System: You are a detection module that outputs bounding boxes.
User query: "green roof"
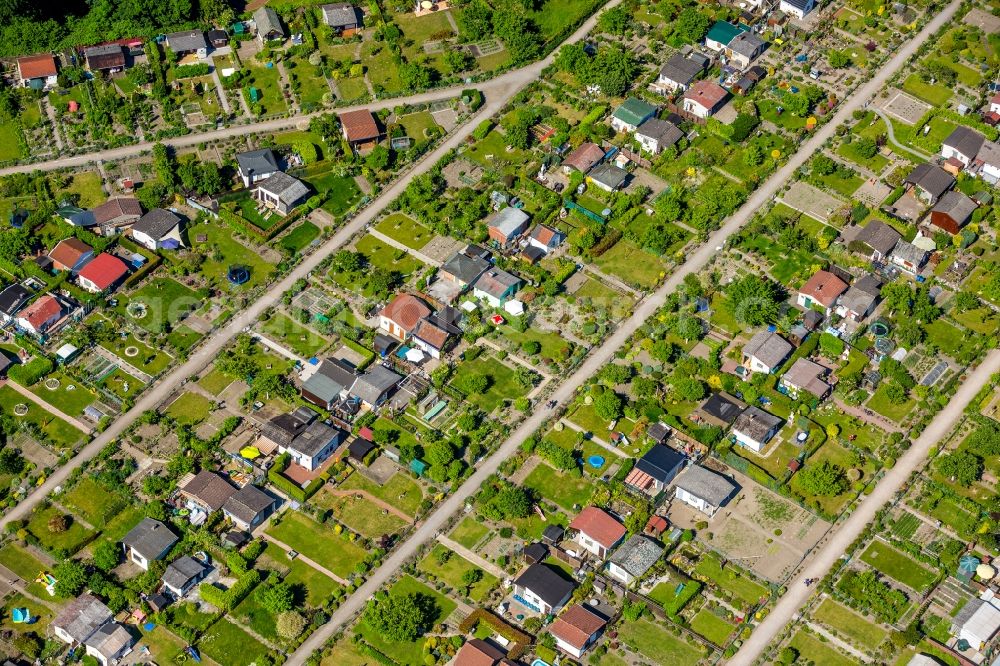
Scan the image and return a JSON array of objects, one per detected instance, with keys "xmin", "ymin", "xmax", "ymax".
[
  {"xmin": 613, "ymin": 97, "xmax": 657, "ymax": 127},
  {"xmin": 706, "ymin": 21, "xmax": 747, "ymax": 46}
]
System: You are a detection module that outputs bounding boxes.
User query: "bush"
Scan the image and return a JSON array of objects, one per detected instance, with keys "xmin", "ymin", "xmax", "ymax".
[
  {"xmin": 9, "ymin": 356, "xmax": 54, "ymax": 386},
  {"xmin": 174, "ymin": 63, "xmax": 211, "ymax": 78}
]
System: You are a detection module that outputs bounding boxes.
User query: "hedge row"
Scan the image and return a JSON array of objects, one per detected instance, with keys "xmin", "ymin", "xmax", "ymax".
[
  {"xmin": 267, "ymin": 452, "xmax": 328, "ymax": 502},
  {"xmin": 9, "ymin": 356, "xmax": 53, "ymax": 386},
  {"xmin": 199, "ymin": 569, "xmax": 260, "ymax": 611},
  {"xmin": 457, "ymin": 609, "xmax": 530, "ymax": 659}
]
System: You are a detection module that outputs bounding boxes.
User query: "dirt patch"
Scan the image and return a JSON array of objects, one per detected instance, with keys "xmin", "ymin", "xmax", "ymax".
[{"xmin": 882, "ymin": 91, "xmax": 931, "ymax": 126}]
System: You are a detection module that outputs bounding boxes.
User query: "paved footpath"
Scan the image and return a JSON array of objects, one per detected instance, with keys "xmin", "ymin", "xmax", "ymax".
[{"xmin": 285, "ymin": 1, "xmax": 961, "ymax": 662}]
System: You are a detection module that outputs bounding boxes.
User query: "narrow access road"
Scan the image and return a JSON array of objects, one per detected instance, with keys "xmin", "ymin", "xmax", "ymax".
[
  {"xmin": 285, "ymin": 1, "xmax": 959, "ymax": 662},
  {"xmin": 732, "ymin": 351, "xmax": 999, "ymax": 665}
]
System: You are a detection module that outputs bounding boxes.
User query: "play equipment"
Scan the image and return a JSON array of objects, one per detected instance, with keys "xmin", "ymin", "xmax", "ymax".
[
  {"xmin": 11, "ymin": 607, "xmax": 31, "ymax": 623},
  {"xmin": 35, "ymin": 572, "xmax": 56, "ymax": 596},
  {"xmin": 227, "ymin": 265, "xmax": 250, "ymax": 285},
  {"xmin": 871, "ymin": 319, "xmax": 890, "ymax": 337}
]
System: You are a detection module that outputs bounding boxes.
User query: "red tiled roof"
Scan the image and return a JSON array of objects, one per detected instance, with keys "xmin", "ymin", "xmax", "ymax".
[
  {"xmin": 562, "ymin": 142, "xmax": 605, "ymax": 172},
  {"xmin": 340, "ymin": 109, "xmax": 380, "ymax": 143},
  {"xmin": 549, "ymin": 605, "xmax": 608, "ymax": 650},
  {"xmin": 78, "ymin": 253, "xmax": 128, "ymax": 290},
  {"xmin": 645, "ymin": 515, "xmax": 668, "ymax": 535},
  {"xmin": 413, "ymin": 319, "xmax": 449, "ymax": 349},
  {"xmin": 625, "ymin": 467, "xmax": 655, "ymax": 491},
  {"xmin": 684, "ymin": 81, "xmax": 728, "ymax": 109},
  {"xmin": 18, "ymin": 295, "xmax": 61, "ymax": 328},
  {"xmin": 799, "ymin": 270, "xmax": 848, "ymax": 307},
  {"xmin": 17, "ymin": 54, "xmax": 57, "ymax": 80},
  {"xmin": 453, "ymin": 639, "xmax": 506, "ymax": 666},
  {"xmin": 48, "ymin": 238, "xmax": 93, "ymax": 269},
  {"xmin": 531, "ymin": 225, "xmax": 558, "ymax": 246},
  {"xmin": 93, "ymin": 197, "xmax": 142, "ymax": 225},
  {"xmin": 569, "ymin": 506, "xmax": 626, "ymax": 549},
  {"xmin": 379, "ymin": 294, "xmax": 431, "ymax": 333}
]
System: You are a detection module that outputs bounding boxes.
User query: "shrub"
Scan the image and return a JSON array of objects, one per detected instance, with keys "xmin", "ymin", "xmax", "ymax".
[{"xmin": 9, "ymin": 356, "xmax": 54, "ymax": 386}]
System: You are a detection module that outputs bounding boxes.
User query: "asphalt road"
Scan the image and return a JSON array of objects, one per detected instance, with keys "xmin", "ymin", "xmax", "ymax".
[{"xmin": 285, "ymin": 1, "xmax": 960, "ymax": 662}]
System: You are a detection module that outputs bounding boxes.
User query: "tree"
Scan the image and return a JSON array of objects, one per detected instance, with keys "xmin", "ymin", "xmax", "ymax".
[
  {"xmin": 881, "ymin": 283, "xmax": 912, "ymax": 315},
  {"xmin": 937, "ymin": 451, "xmax": 983, "ymax": 487},
  {"xmin": 797, "ymin": 460, "xmax": 848, "ymax": 496},
  {"xmin": 363, "ymin": 591, "xmax": 439, "ymax": 642},
  {"xmin": 443, "ymin": 49, "xmax": 472, "ymax": 74},
  {"xmin": 257, "ymin": 579, "xmax": 294, "ymax": 613},
  {"xmin": 365, "ymin": 145, "xmax": 392, "ymax": 172},
  {"xmin": 426, "ymin": 440, "xmax": 457, "ymax": 467},
  {"xmin": 462, "ymin": 374, "xmax": 490, "ymax": 395},
  {"xmin": 599, "ymin": 364, "xmax": 633, "ymax": 386},
  {"xmin": 93, "ymin": 540, "xmax": 120, "ymax": 572},
  {"xmin": 597, "ymin": 5, "xmax": 631, "ymax": 35},
  {"xmin": 480, "ymin": 483, "xmax": 534, "ymax": 520},
  {"xmin": 854, "ymin": 137, "xmax": 878, "ymax": 159},
  {"xmin": 53, "ymin": 560, "xmax": 88, "ymax": 598},
  {"xmin": 594, "ymin": 391, "xmax": 623, "ymax": 421},
  {"xmin": 673, "ymin": 376, "xmax": 705, "ymax": 401},
  {"xmin": 459, "ymin": 0, "xmax": 494, "ymax": 40},
  {"xmin": 461, "ymin": 568, "xmax": 483, "ymax": 595},
  {"xmin": 725, "ymin": 274, "xmax": 785, "ymax": 326},
  {"xmin": 828, "ymin": 50, "xmax": 851, "ymax": 68},
  {"xmin": 491, "ymin": 6, "xmax": 540, "ymax": 65},
  {"xmin": 501, "ymin": 109, "xmax": 534, "ymax": 150},
  {"xmin": 955, "ymin": 291, "xmax": 980, "ymax": 312},
  {"xmin": 778, "ymin": 646, "xmax": 799, "ymax": 664},
  {"xmin": 819, "ymin": 333, "xmax": 845, "ymax": 358},
  {"xmin": 152, "ymin": 142, "xmax": 177, "ymax": 191},
  {"xmin": 48, "ymin": 514, "xmax": 69, "ymax": 533},
  {"xmin": 673, "ymin": 8, "xmax": 711, "ymax": 43},
  {"xmin": 522, "ymin": 340, "xmax": 540, "ymax": 355},
  {"xmin": 0, "ymin": 448, "xmax": 24, "ymax": 475},
  {"xmin": 591, "ymin": 45, "xmax": 639, "ymax": 97},
  {"xmin": 812, "ymin": 154, "xmax": 836, "ymax": 175},
  {"xmin": 399, "ymin": 62, "xmax": 434, "ymax": 90},
  {"xmin": 743, "ymin": 143, "xmax": 764, "ymax": 167},
  {"xmin": 276, "ymin": 611, "xmax": 307, "ymax": 640}
]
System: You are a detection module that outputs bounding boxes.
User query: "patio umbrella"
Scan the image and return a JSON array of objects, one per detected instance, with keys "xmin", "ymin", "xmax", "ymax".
[{"xmin": 405, "ymin": 348, "xmax": 425, "ymax": 363}]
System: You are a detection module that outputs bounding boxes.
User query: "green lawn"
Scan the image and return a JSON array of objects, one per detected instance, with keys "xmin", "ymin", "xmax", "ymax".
[
  {"xmin": 618, "ymin": 618, "xmax": 704, "ymax": 665},
  {"xmin": 340, "ymin": 470, "xmax": 424, "ymax": 517},
  {"xmin": 353, "ymin": 234, "xmax": 424, "ymax": 278},
  {"xmin": 374, "ymin": 213, "xmax": 434, "ymax": 250},
  {"xmin": 689, "ymin": 609, "xmax": 736, "ymax": 646},
  {"xmin": 902, "ymin": 74, "xmax": 952, "ymax": 106},
  {"xmin": 528, "ymin": 0, "xmax": 602, "ymax": 41},
  {"xmin": 187, "ymin": 220, "xmax": 276, "ymax": 289},
  {"xmin": 952, "ymin": 307, "xmax": 1000, "ymax": 335},
  {"xmin": 1, "ymin": 591, "xmax": 53, "ymax": 635},
  {"xmin": 246, "ymin": 60, "xmax": 289, "ymax": 116},
  {"xmin": 835, "ymin": 142, "xmax": 889, "ymax": 173},
  {"xmin": 522, "ymin": 461, "xmax": 595, "ymax": 510},
  {"xmin": 417, "ymin": 544, "xmax": 498, "ymax": 601},
  {"xmin": 500, "ymin": 325, "xmax": 571, "ymax": 361},
  {"xmin": 593, "ymin": 238, "xmax": 668, "ymax": 289},
  {"xmin": 0, "ymin": 385, "xmax": 82, "ymax": 448},
  {"xmin": 259, "ymin": 312, "xmax": 329, "ymax": 358},
  {"xmin": 96, "ymin": 368, "xmax": 143, "ymax": 401},
  {"xmin": 279, "ymin": 221, "xmax": 321, "ymax": 253},
  {"xmin": 233, "ymin": 592, "xmax": 279, "ymax": 642},
  {"xmin": 927, "ymin": 56, "xmax": 981, "ymax": 87},
  {"xmin": 314, "ymin": 489, "xmax": 407, "ymax": 538},
  {"xmin": 100, "ymin": 331, "xmax": 173, "ymax": 375},
  {"xmin": 449, "ymin": 517, "xmax": 491, "ymax": 550},
  {"xmin": 788, "ymin": 630, "xmax": 857, "ymax": 666},
  {"xmin": 198, "ymin": 618, "xmax": 271, "ymax": 666},
  {"xmin": 694, "ymin": 553, "xmax": 768, "ymax": 606},
  {"xmin": 467, "ymin": 129, "xmax": 532, "ymax": 168},
  {"xmin": 61, "ymin": 477, "xmax": 125, "ymax": 526},
  {"xmin": 28, "ymin": 371, "xmax": 97, "ymax": 417},
  {"xmin": 261, "ymin": 542, "xmax": 342, "ymax": 608},
  {"xmin": 451, "ymin": 355, "xmax": 523, "ymax": 412},
  {"xmin": 58, "ymin": 171, "xmax": 105, "ymax": 207},
  {"xmin": 27, "ymin": 505, "xmax": 96, "ymax": 554},
  {"xmin": 859, "ymin": 541, "xmax": 937, "ymax": 592},
  {"xmin": 0, "ymin": 543, "xmax": 48, "ymax": 581},
  {"xmin": 361, "ymin": 43, "xmax": 404, "ymax": 95},
  {"xmin": 0, "ymin": 122, "xmax": 23, "ymax": 162},
  {"xmin": 165, "ymin": 391, "xmax": 213, "ymax": 425},
  {"xmin": 294, "ymin": 166, "xmax": 362, "ymax": 218},
  {"xmin": 198, "ymin": 368, "xmax": 235, "ymax": 395},
  {"xmin": 121, "ymin": 277, "xmax": 200, "ymax": 333},
  {"xmin": 101, "ymin": 505, "xmax": 145, "ymax": 542},
  {"xmin": 167, "ymin": 325, "xmax": 202, "ymax": 352},
  {"xmin": 356, "ymin": 575, "xmax": 456, "ymax": 665},
  {"xmin": 867, "ymin": 385, "xmax": 916, "ymax": 423},
  {"xmin": 398, "ymin": 112, "xmax": 440, "ymax": 141},
  {"xmin": 813, "ymin": 598, "xmax": 888, "ymax": 649},
  {"xmin": 265, "ymin": 511, "xmax": 367, "ymax": 578},
  {"xmin": 924, "ymin": 319, "xmax": 964, "ymax": 355},
  {"xmin": 336, "ymin": 76, "xmax": 369, "ymax": 102},
  {"xmin": 136, "ymin": 624, "xmax": 188, "ymax": 665}
]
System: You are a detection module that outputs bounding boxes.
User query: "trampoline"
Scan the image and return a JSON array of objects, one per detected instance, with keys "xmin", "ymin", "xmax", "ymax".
[
  {"xmin": 587, "ymin": 455, "xmax": 605, "ymax": 468},
  {"xmin": 871, "ymin": 320, "xmax": 891, "ymax": 337},
  {"xmin": 227, "ymin": 265, "xmax": 250, "ymax": 285},
  {"xmin": 874, "ymin": 337, "xmax": 894, "ymax": 354}
]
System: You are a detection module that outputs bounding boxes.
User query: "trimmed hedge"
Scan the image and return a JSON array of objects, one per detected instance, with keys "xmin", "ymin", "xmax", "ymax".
[
  {"xmin": 457, "ymin": 609, "xmax": 530, "ymax": 659},
  {"xmin": 9, "ymin": 356, "xmax": 54, "ymax": 387},
  {"xmin": 199, "ymin": 569, "xmax": 260, "ymax": 611},
  {"xmin": 267, "ymin": 452, "xmax": 328, "ymax": 502},
  {"xmin": 174, "ymin": 63, "xmax": 211, "ymax": 78}
]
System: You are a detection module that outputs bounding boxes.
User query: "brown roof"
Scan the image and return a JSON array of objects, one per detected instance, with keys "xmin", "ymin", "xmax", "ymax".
[
  {"xmin": 562, "ymin": 142, "xmax": 605, "ymax": 172},
  {"xmin": 684, "ymin": 81, "xmax": 728, "ymax": 109},
  {"xmin": 340, "ymin": 109, "xmax": 380, "ymax": 143},
  {"xmin": 49, "ymin": 237, "xmax": 93, "ymax": 268},
  {"xmin": 530, "ymin": 224, "xmax": 559, "ymax": 246},
  {"xmin": 549, "ymin": 605, "xmax": 608, "ymax": 650},
  {"xmin": 799, "ymin": 270, "xmax": 848, "ymax": 307},
  {"xmin": 569, "ymin": 506, "xmax": 626, "ymax": 549},
  {"xmin": 180, "ymin": 470, "xmax": 237, "ymax": 512},
  {"xmin": 93, "ymin": 197, "xmax": 142, "ymax": 225},
  {"xmin": 413, "ymin": 318, "xmax": 449, "ymax": 349},
  {"xmin": 17, "ymin": 53, "xmax": 57, "ymax": 79},
  {"xmin": 453, "ymin": 639, "xmax": 506, "ymax": 666},
  {"xmin": 380, "ymin": 293, "xmax": 431, "ymax": 333}
]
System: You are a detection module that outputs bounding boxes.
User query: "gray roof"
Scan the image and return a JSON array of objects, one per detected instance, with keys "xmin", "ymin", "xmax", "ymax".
[
  {"xmin": 254, "ymin": 7, "xmax": 285, "ymax": 38},
  {"xmin": 236, "ymin": 149, "xmax": 279, "ymax": 177},
  {"xmin": 302, "ymin": 359, "xmax": 355, "ymax": 403},
  {"xmin": 473, "ymin": 267, "xmax": 521, "ymax": 298},
  {"xmin": 162, "ymin": 556, "xmax": 208, "ymax": 590},
  {"xmin": 743, "ymin": 330, "xmax": 792, "ymax": 368},
  {"xmin": 132, "ymin": 208, "xmax": 181, "ymax": 240},
  {"xmin": 609, "ymin": 535, "xmax": 664, "ymax": 578},
  {"xmin": 54, "ymin": 593, "xmax": 113, "ymax": 643},
  {"xmin": 674, "ymin": 465, "xmax": 736, "ymax": 506},
  {"xmin": 698, "ymin": 392, "xmax": 746, "ymax": 424},
  {"xmin": 287, "ymin": 420, "xmax": 344, "ymax": 458},
  {"xmin": 223, "ymin": 485, "xmax": 275, "ymax": 524},
  {"xmin": 659, "ymin": 53, "xmax": 703, "ymax": 85},
  {"xmin": 350, "ymin": 364, "xmax": 402, "ymax": 404},
  {"xmin": 588, "ymin": 163, "xmax": 628, "ymax": 189},
  {"xmin": 932, "ymin": 190, "xmax": 976, "ymax": 224},
  {"xmin": 84, "ymin": 621, "xmax": 133, "ymax": 659},
  {"xmin": 513, "ymin": 563, "xmax": 576, "ymax": 607},
  {"xmin": 781, "ymin": 358, "xmax": 829, "ymax": 397},
  {"xmin": 839, "ymin": 283, "xmax": 878, "ymax": 315},
  {"xmin": 180, "ymin": 470, "xmax": 236, "ymax": 511},
  {"xmin": 891, "ymin": 239, "xmax": 928, "ymax": 266},
  {"xmin": 254, "ymin": 172, "xmax": 310, "ymax": 207},
  {"xmin": 728, "ymin": 32, "xmax": 765, "ymax": 58},
  {"xmin": 854, "ymin": 273, "xmax": 882, "ymax": 296},
  {"xmin": 976, "ymin": 139, "xmax": 1000, "ymax": 167},
  {"xmin": 943, "ymin": 125, "xmax": 985, "ymax": 158},
  {"xmin": 904, "ymin": 163, "xmax": 955, "ymax": 201},
  {"xmin": 0, "ymin": 284, "xmax": 31, "ymax": 316},
  {"xmin": 321, "ymin": 3, "xmax": 363, "ymax": 28},
  {"xmin": 122, "ymin": 518, "xmax": 178, "ymax": 559},
  {"xmin": 441, "ymin": 251, "xmax": 489, "ymax": 284},
  {"xmin": 635, "ymin": 118, "xmax": 684, "ymax": 147},
  {"xmin": 166, "ymin": 30, "xmax": 208, "ymax": 53},
  {"xmin": 732, "ymin": 405, "xmax": 783, "ymax": 442},
  {"xmin": 488, "ymin": 207, "xmax": 530, "ymax": 238},
  {"xmin": 855, "ymin": 219, "xmax": 901, "ymax": 256}
]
